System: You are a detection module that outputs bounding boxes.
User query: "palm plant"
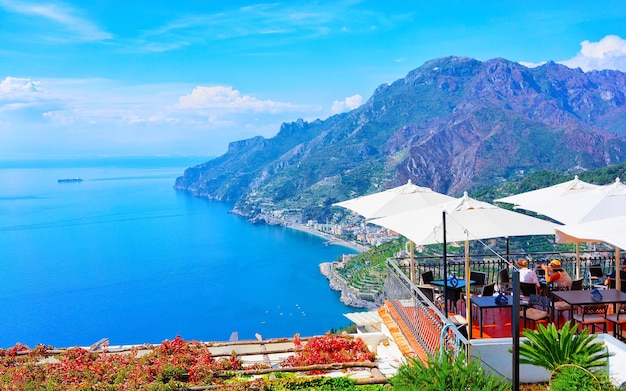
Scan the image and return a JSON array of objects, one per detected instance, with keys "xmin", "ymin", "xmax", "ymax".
[{"xmin": 518, "ymin": 321, "xmax": 611, "ymax": 372}]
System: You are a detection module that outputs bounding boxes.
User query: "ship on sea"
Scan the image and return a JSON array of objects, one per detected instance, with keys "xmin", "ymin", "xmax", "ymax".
[{"xmin": 58, "ymin": 177, "xmax": 83, "ymax": 183}]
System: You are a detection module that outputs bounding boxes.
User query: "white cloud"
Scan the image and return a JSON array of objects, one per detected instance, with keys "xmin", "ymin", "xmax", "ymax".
[
  {"xmin": 559, "ymin": 35, "xmax": 626, "ymax": 72},
  {"xmin": 331, "ymin": 94, "xmax": 363, "ymax": 114},
  {"xmin": 176, "ymin": 86, "xmax": 297, "ymax": 113},
  {"xmin": 0, "ymin": 0, "xmax": 112, "ymax": 41},
  {"xmin": 0, "ymin": 76, "xmax": 326, "ymax": 156},
  {"xmin": 135, "ymin": 2, "xmax": 408, "ymax": 53},
  {"xmin": 0, "ymin": 77, "xmax": 43, "ymax": 101}
]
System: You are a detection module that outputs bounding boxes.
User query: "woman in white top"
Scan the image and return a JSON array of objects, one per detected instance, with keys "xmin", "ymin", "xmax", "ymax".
[{"xmin": 517, "ymin": 258, "xmax": 540, "ymax": 290}]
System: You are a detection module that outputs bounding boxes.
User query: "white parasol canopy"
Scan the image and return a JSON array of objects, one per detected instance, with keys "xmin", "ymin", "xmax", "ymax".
[
  {"xmin": 368, "ymin": 192, "xmax": 557, "ymax": 341},
  {"xmin": 333, "ymin": 179, "xmax": 454, "ymax": 220},
  {"xmin": 496, "ymin": 177, "xmax": 626, "ymax": 279},
  {"xmin": 494, "ymin": 175, "xmax": 599, "ymax": 212},
  {"xmin": 499, "ymin": 177, "xmax": 626, "ymax": 225},
  {"xmin": 554, "ymin": 211, "xmax": 626, "ymax": 291},
  {"xmin": 333, "ymin": 179, "xmax": 455, "ymax": 283},
  {"xmin": 555, "ymin": 215, "xmax": 626, "ymax": 251},
  {"xmin": 368, "ymin": 192, "xmax": 557, "ymax": 246}
]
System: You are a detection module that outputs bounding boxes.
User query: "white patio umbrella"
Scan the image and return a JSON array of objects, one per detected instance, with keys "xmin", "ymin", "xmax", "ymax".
[
  {"xmin": 368, "ymin": 192, "xmax": 557, "ymax": 338},
  {"xmin": 495, "ymin": 177, "xmax": 616, "ymax": 278},
  {"xmin": 369, "ymin": 192, "xmax": 557, "ymax": 247},
  {"xmin": 333, "ymin": 180, "xmax": 455, "ymax": 282},
  {"xmin": 495, "ymin": 175, "xmax": 599, "ymax": 209},
  {"xmin": 555, "ymin": 215, "xmax": 626, "ymax": 251},
  {"xmin": 508, "ymin": 178, "xmax": 626, "ymax": 225},
  {"xmin": 333, "ymin": 179, "xmax": 454, "ymax": 220},
  {"xmin": 520, "ymin": 178, "xmax": 626, "ymax": 281},
  {"xmin": 554, "ymin": 211, "xmax": 626, "ymax": 291}
]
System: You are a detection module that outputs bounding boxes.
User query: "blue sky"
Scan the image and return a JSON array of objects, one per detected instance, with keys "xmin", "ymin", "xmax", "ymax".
[{"xmin": 2, "ymin": 1, "xmax": 626, "ymax": 158}]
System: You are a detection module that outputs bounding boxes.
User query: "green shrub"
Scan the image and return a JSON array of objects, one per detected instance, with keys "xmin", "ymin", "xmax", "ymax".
[
  {"xmin": 550, "ymin": 364, "xmax": 617, "ymax": 391},
  {"xmin": 518, "ymin": 321, "xmax": 610, "ymax": 372},
  {"xmin": 389, "ymin": 350, "xmax": 510, "ymax": 391},
  {"xmin": 263, "ymin": 375, "xmax": 389, "ymax": 390}
]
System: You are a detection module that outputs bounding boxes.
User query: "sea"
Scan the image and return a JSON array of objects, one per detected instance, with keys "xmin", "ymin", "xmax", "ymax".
[{"xmin": 0, "ymin": 156, "xmax": 359, "ymax": 349}]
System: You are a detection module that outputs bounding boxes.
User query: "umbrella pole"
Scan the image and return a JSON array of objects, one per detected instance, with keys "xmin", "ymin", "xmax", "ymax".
[
  {"xmin": 442, "ymin": 211, "xmax": 449, "ymax": 317},
  {"xmin": 410, "ymin": 241, "xmax": 415, "ymax": 283},
  {"xmin": 464, "ymin": 239, "xmax": 471, "ymax": 360},
  {"xmin": 506, "ymin": 237, "xmax": 510, "ymax": 267},
  {"xmin": 512, "ymin": 268, "xmax": 520, "ymax": 391},
  {"xmin": 617, "ymin": 247, "xmax": 622, "ymax": 292},
  {"xmin": 576, "ymin": 243, "xmax": 581, "ymax": 279}
]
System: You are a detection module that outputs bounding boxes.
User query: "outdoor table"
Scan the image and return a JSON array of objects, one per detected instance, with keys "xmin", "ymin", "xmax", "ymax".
[
  {"xmin": 470, "ymin": 295, "xmax": 528, "ymax": 338},
  {"xmin": 430, "ymin": 278, "xmax": 475, "ymax": 289},
  {"xmin": 550, "ymin": 288, "xmax": 626, "ymax": 323},
  {"xmin": 431, "ymin": 278, "xmax": 475, "ymax": 312}
]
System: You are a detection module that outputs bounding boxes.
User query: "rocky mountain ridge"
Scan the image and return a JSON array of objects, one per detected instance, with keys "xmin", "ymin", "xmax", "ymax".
[{"xmin": 174, "ymin": 56, "xmax": 626, "ymax": 224}]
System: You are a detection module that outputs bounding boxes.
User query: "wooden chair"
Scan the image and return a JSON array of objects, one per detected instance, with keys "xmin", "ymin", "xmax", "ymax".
[
  {"xmin": 552, "ymin": 279, "xmax": 584, "ymax": 327},
  {"xmin": 417, "ymin": 285, "xmax": 435, "ymax": 302},
  {"xmin": 445, "ymin": 286, "xmax": 463, "ymax": 313},
  {"xmin": 447, "ymin": 314, "xmax": 468, "ymax": 339},
  {"xmin": 573, "ymin": 304, "xmax": 608, "ymax": 333},
  {"xmin": 587, "ymin": 264, "xmax": 604, "ymax": 286},
  {"xmin": 421, "ymin": 270, "xmax": 440, "ymax": 293},
  {"xmin": 469, "ymin": 271, "xmax": 487, "ymax": 294},
  {"xmin": 606, "ymin": 303, "xmax": 626, "ymax": 340},
  {"xmin": 552, "ymin": 286, "xmax": 572, "ymax": 328},
  {"xmin": 478, "ymin": 283, "xmax": 496, "ymax": 297},
  {"xmin": 519, "ymin": 282, "xmax": 538, "ymax": 297},
  {"xmin": 462, "ymin": 282, "xmax": 495, "ymax": 300},
  {"xmin": 467, "ymin": 283, "xmax": 496, "ymax": 320},
  {"xmin": 570, "ymin": 278, "xmax": 584, "ymax": 291},
  {"xmin": 421, "ymin": 270, "xmax": 434, "ymax": 285},
  {"xmin": 522, "ymin": 294, "xmax": 551, "ymax": 329},
  {"xmin": 498, "ymin": 268, "xmax": 512, "ymax": 294}
]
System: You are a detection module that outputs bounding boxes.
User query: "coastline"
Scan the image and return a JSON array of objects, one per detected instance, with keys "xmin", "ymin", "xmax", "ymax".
[
  {"xmin": 285, "ymin": 223, "xmax": 381, "ymax": 310},
  {"xmin": 285, "ymin": 223, "xmax": 369, "ymax": 253},
  {"xmin": 318, "ymin": 261, "xmax": 383, "ymax": 310}
]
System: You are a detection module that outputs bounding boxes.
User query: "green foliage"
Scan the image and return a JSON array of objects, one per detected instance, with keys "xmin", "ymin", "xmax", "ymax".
[
  {"xmin": 518, "ymin": 321, "xmax": 611, "ymax": 372},
  {"xmin": 263, "ymin": 374, "xmax": 388, "ymax": 390},
  {"xmin": 476, "ymin": 163, "xmax": 626, "ymax": 205},
  {"xmin": 550, "ymin": 364, "xmax": 617, "ymax": 391},
  {"xmin": 578, "ymin": 162, "xmax": 626, "ymax": 186},
  {"xmin": 390, "ymin": 351, "xmax": 510, "ymax": 391},
  {"xmin": 336, "ymin": 238, "xmax": 406, "ymax": 296}
]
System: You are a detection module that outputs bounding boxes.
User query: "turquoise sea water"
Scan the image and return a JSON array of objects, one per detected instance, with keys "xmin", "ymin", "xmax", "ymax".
[{"xmin": 0, "ymin": 157, "xmax": 358, "ymax": 348}]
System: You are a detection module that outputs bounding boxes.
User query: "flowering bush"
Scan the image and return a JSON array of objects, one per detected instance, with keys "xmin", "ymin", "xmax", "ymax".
[
  {"xmin": 282, "ymin": 334, "xmax": 374, "ymax": 370},
  {"xmin": 0, "ymin": 334, "xmax": 376, "ymax": 389},
  {"xmin": 0, "ymin": 336, "xmax": 236, "ymax": 390}
]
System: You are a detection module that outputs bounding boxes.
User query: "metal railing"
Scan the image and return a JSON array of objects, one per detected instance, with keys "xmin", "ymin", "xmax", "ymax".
[
  {"xmin": 384, "ymin": 252, "xmax": 624, "ymax": 359},
  {"xmin": 396, "ymin": 253, "xmax": 623, "ymax": 287},
  {"xmin": 385, "ymin": 259, "xmax": 468, "ymax": 358}
]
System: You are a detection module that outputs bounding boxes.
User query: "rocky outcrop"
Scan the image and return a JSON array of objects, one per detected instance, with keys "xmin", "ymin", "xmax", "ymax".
[{"xmin": 319, "ymin": 262, "xmax": 385, "ymax": 310}]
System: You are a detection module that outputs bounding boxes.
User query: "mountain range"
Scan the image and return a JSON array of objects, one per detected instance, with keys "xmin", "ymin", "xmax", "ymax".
[{"xmin": 174, "ymin": 56, "xmax": 626, "ymax": 223}]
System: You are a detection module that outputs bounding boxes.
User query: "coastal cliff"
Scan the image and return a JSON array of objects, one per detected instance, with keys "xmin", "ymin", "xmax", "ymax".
[
  {"xmin": 175, "ymin": 56, "xmax": 626, "ymax": 227},
  {"xmin": 319, "ymin": 262, "xmax": 385, "ymax": 310}
]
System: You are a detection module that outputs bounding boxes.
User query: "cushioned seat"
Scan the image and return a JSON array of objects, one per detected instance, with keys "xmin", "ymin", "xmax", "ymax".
[
  {"xmin": 606, "ymin": 303, "xmax": 626, "ymax": 340},
  {"xmin": 573, "ymin": 304, "xmax": 608, "ymax": 333},
  {"xmin": 521, "ymin": 294, "xmax": 551, "ymax": 330},
  {"xmin": 552, "ymin": 278, "xmax": 584, "ymax": 327}
]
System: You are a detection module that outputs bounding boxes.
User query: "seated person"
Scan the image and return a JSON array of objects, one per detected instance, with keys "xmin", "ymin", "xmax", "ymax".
[
  {"xmin": 517, "ymin": 258, "xmax": 540, "ymax": 290},
  {"xmin": 541, "ymin": 259, "xmax": 572, "ymax": 290},
  {"xmin": 604, "ymin": 261, "xmax": 626, "ymax": 286}
]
